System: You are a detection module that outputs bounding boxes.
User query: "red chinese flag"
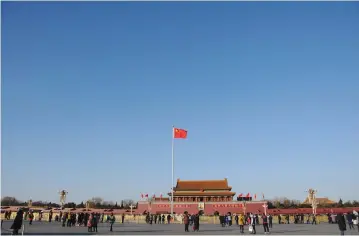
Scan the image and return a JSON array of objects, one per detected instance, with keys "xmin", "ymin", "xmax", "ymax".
[
  {"xmin": 141, "ymin": 193, "xmax": 144, "ymax": 198},
  {"xmin": 174, "ymin": 128, "xmax": 187, "ymax": 139},
  {"xmin": 145, "ymin": 194, "xmax": 148, "ymax": 198},
  {"xmin": 254, "ymin": 194, "xmax": 257, "ymax": 200}
]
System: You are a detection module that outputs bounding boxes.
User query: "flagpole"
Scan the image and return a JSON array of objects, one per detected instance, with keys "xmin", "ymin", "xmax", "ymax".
[{"xmin": 171, "ymin": 125, "xmax": 174, "ymax": 216}]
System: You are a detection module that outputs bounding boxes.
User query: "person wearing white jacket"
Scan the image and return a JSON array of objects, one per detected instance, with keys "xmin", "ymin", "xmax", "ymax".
[
  {"xmin": 249, "ymin": 213, "xmax": 256, "ymax": 234},
  {"xmin": 353, "ymin": 211, "xmax": 358, "ymax": 232}
]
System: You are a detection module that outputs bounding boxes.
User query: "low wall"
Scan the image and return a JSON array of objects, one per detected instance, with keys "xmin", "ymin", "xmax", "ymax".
[{"xmin": 1, "ymin": 212, "xmax": 332, "ymax": 224}]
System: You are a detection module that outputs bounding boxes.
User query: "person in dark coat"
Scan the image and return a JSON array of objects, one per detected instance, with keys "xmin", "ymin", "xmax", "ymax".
[
  {"xmin": 337, "ymin": 213, "xmax": 346, "ymax": 235},
  {"xmin": 183, "ymin": 213, "xmax": 189, "ymax": 232},
  {"xmin": 10, "ymin": 209, "xmax": 24, "ymax": 235},
  {"xmin": 219, "ymin": 214, "xmax": 225, "ymax": 227},
  {"xmin": 262, "ymin": 214, "xmax": 270, "ymax": 234},
  {"xmin": 312, "ymin": 214, "xmax": 317, "ymax": 225},
  {"xmin": 28, "ymin": 211, "xmax": 34, "ymax": 225},
  {"xmin": 268, "ymin": 215, "xmax": 273, "ymax": 228},
  {"xmin": 92, "ymin": 213, "xmax": 98, "ymax": 232},
  {"xmin": 346, "ymin": 212, "xmax": 354, "ymax": 230},
  {"xmin": 49, "ymin": 210, "xmax": 53, "ymax": 222},
  {"xmin": 167, "ymin": 214, "xmax": 171, "ymax": 224},
  {"xmin": 193, "ymin": 214, "xmax": 200, "ymax": 232}
]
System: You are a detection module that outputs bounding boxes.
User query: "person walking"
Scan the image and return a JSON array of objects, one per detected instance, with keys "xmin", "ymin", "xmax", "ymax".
[
  {"xmin": 48, "ymin": 210, "xmax": 53, "ymax": 223},
  {"xmin": 347, "ymin": 212, "xmax": 354, "ymax": 230},
  {"xmin": 337, "ymin": 213, "xmax": 347, "ymax": 235},
  {"xmin": 167, "ymin": 214, "xmax": 171, "ymax": 224},
  {"xmin": 286, "ymin": 215, "xmax": 290, "ymax": 224},
  {"xmin": 28, "ymin": 211, "xmax": 34, "ymax": 225},
  {"xmin": 220, "ymin": 214, "xmax": 225, "ymax": 227},
  {"xmin": 312, "ymin": 214, "xmax": 317, "ymax": 225},
  {"xmin": 92, "ymin": 214, "xmax": 98, "ymax": 232},
  {"xmin": 193, "ymin": 213, "xmax": 200, "ymax": 232},
  {"xmin": 353, "ymin": 212, "xmax": 359, "ymax": 232},
  {"xmin": 268, "ymin": 215, "xmax": 273, "ymax": 228},
  {"xmin": 10, "ymin": 209, "xmax": 24, "ymax": 235},
  {"xmin": 109, "ymin": 213, "xmax": 115, "ymax": 232},
  {"xmin": 66, "ymin": 213, "xmax": 72, "ymax": 227},
  {"xmin": 183, "ymin": 213, "xmax": 189, "ymax": 232},
  {"xmin": 262, "ymin": 214, "xmax": 270, "ymax": 234},
  {"xmin": 239, "ymin": 214, "xmax": 245, "ymax": 233},
  {"xmin": 250, "ymin": 213, "xmax": 256, "ymax": 234},
  {"xmin": 87, "ymin": 214, "xmax": 93, "ymax": 232}
]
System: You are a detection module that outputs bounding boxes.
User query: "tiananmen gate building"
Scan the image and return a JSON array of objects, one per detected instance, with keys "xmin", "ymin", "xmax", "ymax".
[{"xmin": 137, "ymin": 178, "xmax": 266, "ymax": 215}]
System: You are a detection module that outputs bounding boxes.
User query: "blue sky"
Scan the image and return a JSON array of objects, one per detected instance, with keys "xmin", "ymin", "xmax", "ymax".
[{"xmin": 2, "ymin": 2, "xmax": 359, "ymax": 204}]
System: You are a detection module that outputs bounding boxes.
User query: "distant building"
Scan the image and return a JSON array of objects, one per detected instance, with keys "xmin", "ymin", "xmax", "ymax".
[
  {"xmin": 302, "ymin": 197, "xmax": 336, "ymax": 205},
  {"xmin": 137, "ymin": 178, "xmax": 265, "ymax": 215},
  {"xmin": 169, "ymin": 178, "xmax": 236, "ymax": 202}
]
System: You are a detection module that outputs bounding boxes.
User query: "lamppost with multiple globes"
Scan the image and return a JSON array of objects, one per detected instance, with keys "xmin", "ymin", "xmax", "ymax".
[
  {"xmin": 262, "ymin": 203, "xmax": 268, "ymax": 216},
  {"xmin": 129, "ymin": 204, "xmax": 135, "ymax": 215},
  {"xmin": 305, "ymin": 188, "xmax": 318, "ymax": 215},
  {"xmin": 242, "ymin": 201, "xmax": 247, "ymax": 215}
]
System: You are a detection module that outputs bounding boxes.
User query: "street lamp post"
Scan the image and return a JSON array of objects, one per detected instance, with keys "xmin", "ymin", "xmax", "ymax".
[
  {"xmin": 243, "ymin": 201, "xmax": 247, "ymax": 215},
  {"xmin": 262, "ymin": 203, "xmax": 268, "ymax": 215},
  {"xmin": 129, "ymin": 205, "xmax": 135, "ymax": 215},
  {"xmin": 305, "ymin": 189, "xmax": 318, "ymax": 216}
]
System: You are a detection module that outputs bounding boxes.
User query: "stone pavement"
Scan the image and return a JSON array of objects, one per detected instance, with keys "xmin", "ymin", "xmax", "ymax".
[{"xmin": 1, "ymin": 221, "xmax": 359, "ymax": 235}]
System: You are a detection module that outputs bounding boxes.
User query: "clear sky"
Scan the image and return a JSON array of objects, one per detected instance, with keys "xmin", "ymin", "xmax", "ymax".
[{"xmin": 2, "ymin": 2, "xmax": 359, "ymax": 205}]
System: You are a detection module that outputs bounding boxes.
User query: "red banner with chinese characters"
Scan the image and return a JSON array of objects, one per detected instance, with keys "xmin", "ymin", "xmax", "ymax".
[
  {"xmin": 213, "ymin": 204, "xmax": 243, "ymax": 208},
  {"xmin": 157, "ymin": 204, "xmax": 192, "ymax": 208}
]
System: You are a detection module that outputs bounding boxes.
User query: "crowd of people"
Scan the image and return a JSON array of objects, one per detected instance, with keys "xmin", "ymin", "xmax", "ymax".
[
  {"xmin": 328, "ymin": 212, "xmax": 359, "ymax": 235},
  {"xmin": 4, "ymin": 209, "xmax": 121, "ymax": 234},
  {"xmin": 183, "ymin": 213, "xmax": 200, "ymax": 232},
  {"xmin": 217, "ymin": 212, "xmax": 272, "ymax": 234},
  {"xmin": 145, "ymin": 213, "xmax": 172, "ymax": 224},
  {"xmin": 2, "ymin": 208, "xmax": 359, "ymax": 235},
  {"xmin": 213, "ymin": 211, "xmax": 359, "ymax": 235}
]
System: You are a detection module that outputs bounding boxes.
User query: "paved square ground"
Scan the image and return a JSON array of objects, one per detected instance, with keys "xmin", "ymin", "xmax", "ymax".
[{"xmin": 1, "ymin": 221, "xmax": 359, "ymax": 235}]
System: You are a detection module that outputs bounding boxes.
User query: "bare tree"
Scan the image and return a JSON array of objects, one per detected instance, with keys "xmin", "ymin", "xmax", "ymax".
[
  {"xmin": 91, "ymin": 197, "xmax": 103, "ymax": 205},
  {"xmin": 1, "ymin": 196, "xmax": 21, "ymax": 206},
  {"xmin": 103, "ymin": 201, "xmax": 115, "ymax": 207},
  {"xmin": 270, "ymin": 197, "xmax": 302, "ymax": 209},
  {"xmin": 122, "ymin": 199, "xmax": 135, "ymax": 209},
  {"xmin": 283, "ymin": 199, "xmax": 291, "ymax": 208}
]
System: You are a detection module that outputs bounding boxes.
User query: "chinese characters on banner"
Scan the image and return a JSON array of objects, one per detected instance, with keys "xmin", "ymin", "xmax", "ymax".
[
  {"xmin": 213, "ymin": 204, "xmax": 243, "ymax": 208},
  {"xmin": 157, "ymin": 204, "xmax": 191, "ymax": 208},
  {"xmin": 156, "ymin": 204, "xmax": 243, "ymax": 208}
]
